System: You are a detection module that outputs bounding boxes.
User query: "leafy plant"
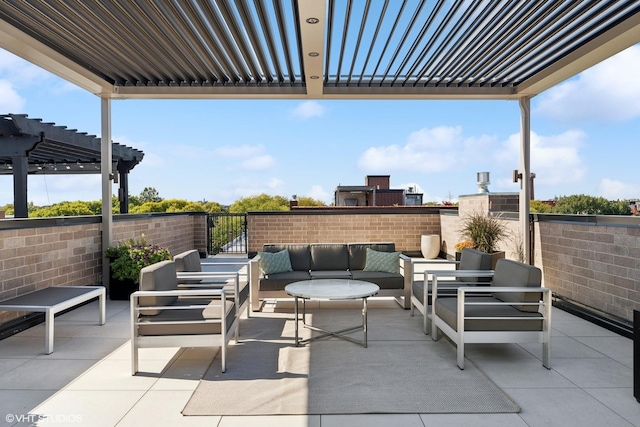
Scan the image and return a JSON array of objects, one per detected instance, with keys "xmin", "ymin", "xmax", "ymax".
[
  {"xmin": 458, "ymin": 210, "xmax": 508, "ymax": 254},
  {"xmin": 106, "ymin": 235, "xmax": 171, "ymax": 284}
]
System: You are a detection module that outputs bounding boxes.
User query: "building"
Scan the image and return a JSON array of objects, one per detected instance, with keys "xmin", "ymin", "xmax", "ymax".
[{"xmin": 334, "ymin": 175, "xmax": 423, "ymax": 207}]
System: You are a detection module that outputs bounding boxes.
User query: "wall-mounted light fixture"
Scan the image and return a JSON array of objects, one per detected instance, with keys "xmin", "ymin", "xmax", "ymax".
[{"xmin": 306, "ymin": 17, "xmax": 319, "ymax": 24}]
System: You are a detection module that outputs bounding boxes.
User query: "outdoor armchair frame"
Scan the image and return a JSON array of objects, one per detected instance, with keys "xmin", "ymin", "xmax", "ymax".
[
  {"xmin": 431, "ymin": 267, "xmax": 551, "ymax": 370},
  {"xmin": 131, "ymin": 288, "xmax": 237, "ymax": 375}
]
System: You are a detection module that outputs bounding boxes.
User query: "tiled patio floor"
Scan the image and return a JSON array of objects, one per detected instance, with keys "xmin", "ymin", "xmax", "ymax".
[{"xmin": 0, "ymin": 258, "xmax": 638, "ymax": 426}]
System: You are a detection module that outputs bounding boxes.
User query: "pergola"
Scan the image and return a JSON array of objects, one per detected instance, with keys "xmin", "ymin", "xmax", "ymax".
[
  {"xmin": 1, "ymin": 0, "xmax": 640, "ymax": 278},
  {"xmin": 0, "ymin": 113, "xmax": 144, "ymax": 217}
]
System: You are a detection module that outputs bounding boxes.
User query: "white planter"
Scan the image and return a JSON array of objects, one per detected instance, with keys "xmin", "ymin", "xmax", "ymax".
[{"xmin": 421, "ymin": 235, "xmax": 440, "ymax": 259}]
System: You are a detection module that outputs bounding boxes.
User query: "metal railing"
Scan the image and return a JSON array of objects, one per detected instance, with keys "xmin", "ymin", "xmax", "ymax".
[{"xmin": 207, "ymin": 213, "xmax": 247, "ymax": 254}]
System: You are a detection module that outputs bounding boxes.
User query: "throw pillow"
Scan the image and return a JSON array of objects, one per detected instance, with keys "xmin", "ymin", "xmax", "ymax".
[
  {"xmin": 362, "ymin": 248, "xmax": 400, "ymax": 274},
  {"xmin": 259, "ymin": 249, "xmax": 293, "ymax": 275}
]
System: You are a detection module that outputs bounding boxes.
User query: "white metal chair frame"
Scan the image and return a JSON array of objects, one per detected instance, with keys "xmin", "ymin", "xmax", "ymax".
[
  {"xmin": 431, "ymin": 270, "xmax": 551, "ymax": 370},
  {"xmin": 130, "ymin": 288, "xmax": 237, "ymax": 375}
]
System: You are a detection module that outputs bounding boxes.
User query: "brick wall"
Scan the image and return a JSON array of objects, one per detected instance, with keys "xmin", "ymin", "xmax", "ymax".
[
  {"xmin": 247, "ymin": 208, "xmax": 442, "ymax": 254},
  {"xmin": 0, "ymin": 213, "xmax": 207, "ymax": 324},
  {"xmin": 534, "ymin": 218, "xmax": 640, "ymax": 322}
]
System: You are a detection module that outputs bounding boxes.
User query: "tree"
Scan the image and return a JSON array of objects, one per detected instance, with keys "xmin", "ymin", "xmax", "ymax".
[
  {"xmin": 29, "ymin": 201, "xmax": 94, "ymax": 217},
  {"xmin": 530, "ymin": 200, "xmax": 553, "ymax": 213},
  {"xmin": 552, "ymin": 194, "xmax": 628, "ymax": 215},
  {"xmin": 229, "ymin": 194, "xmax": 289, "ymax": 213},
  {"xmin": 139, "ymin": 187, "xmax": 162, "ymax": 203},
  {"xmin": 296, "ymin": 196, "xmax": 326, "ymax": 207},
  {"xmin": 202, "ymin": 201, "xmax": 225, "ymax": 213},
  {"xmin": 129, "ymin": 198, "xmax": 205, "ymax": 213}
]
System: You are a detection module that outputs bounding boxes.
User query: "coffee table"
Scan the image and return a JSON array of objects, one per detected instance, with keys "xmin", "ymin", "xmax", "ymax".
[{"xmin": 284, "ymin": 279, "xmax": 379, "ymax": 348}]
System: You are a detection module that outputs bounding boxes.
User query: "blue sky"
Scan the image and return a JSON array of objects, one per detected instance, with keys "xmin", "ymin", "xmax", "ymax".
[{"xmin": 1, "ymin": 44, "xmax": 640, "ymax": 207}]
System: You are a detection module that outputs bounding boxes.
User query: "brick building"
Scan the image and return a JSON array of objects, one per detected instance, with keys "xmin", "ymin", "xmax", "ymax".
[{"xmin": 334, "ymin": 175, "xmax": 423, "ymax": 207}]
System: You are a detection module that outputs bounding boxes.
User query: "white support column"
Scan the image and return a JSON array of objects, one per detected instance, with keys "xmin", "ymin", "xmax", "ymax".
[
  {"xmin": 519, "ymin": 97, "xmax": 532, "ymax": 264},
  {"xmin": 101, "ymin": 98, "xmax": 113, "ymax": 288}
]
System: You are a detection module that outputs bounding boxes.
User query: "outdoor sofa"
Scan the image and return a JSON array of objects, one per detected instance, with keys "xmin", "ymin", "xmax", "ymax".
[{"xmin": 249, "ymin": 242, "xmax": 412, "ymax": 311}]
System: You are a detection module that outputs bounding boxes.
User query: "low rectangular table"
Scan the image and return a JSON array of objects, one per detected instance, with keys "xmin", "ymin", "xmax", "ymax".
[
  {"xmin": 284, "ymin": 279, "xmax": 379, "ymax": 348},
  {"xmin": 0, "ymin": 286, "xmax": 106, "ymax": 354}
]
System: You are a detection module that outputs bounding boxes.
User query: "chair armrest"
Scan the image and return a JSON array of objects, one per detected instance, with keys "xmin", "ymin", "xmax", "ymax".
[
  {"xmin": 199, "ymin": 261, "xmax": 248, "ymax": 266},
  {"xmin": 456, "ymin": 287, "xmax": 551, "ymax": 317},
  {"xmin": 428, "ymin": 270, "xmax": 494, "ymax": 279},
  {"xmin": 132, "ymin": 289, "xmax": 226, "ymax": 298},
  {"xmin": 431, "ymin": 270, "xmax": 496, "ymax": 306},
  {"xmin": 412, "ymin": 259, "xmax": 460, "ymax": 266}
]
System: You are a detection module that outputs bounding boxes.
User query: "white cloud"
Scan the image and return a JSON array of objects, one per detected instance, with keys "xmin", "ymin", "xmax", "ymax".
[
  {"xmin": 598, "ymin": 178, "xmax": 640, "ymax": 200},
  {"xmin": 307, "ymin": 184, "xmax": 330, "ymax": 202},
  {"xmin": 358, "ymin": 125, "xmax": 495, "ymax": 172},
  {"xmin": 239, "ymin": 154, "xmax": 276, "ymax": 170},
  {"xmin": 0, "ymin": 80, "xmax": 25, "ymax": 112},
  {"xmin": 496, "ymin": 130, "xmax": 587, "ymax": 186},
  {"xmin": 290, "ymin": 101, "xmax": 325, "ymax": 119},
  {"xmin": 534, "ymin": 45, "xmax": 640, "ymax": 122}
]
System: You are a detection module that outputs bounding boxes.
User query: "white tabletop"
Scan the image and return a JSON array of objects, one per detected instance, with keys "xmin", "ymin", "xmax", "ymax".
[{"xmin": 285, "ymin": 279, "xmax": 379, "ymax": 300}]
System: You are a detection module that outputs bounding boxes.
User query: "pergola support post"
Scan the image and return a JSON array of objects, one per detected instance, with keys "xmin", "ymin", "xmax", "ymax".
[
  {"xmin": 519, "ymin": 97, "xmax": 532, "ymax": 264},
  {"xmin": 101, "ymin": 98, "xmax": 113, "ymax": 289},
  {"xmin": 12, "ymin": 155, "xmax": 28, "ymax": 218}
]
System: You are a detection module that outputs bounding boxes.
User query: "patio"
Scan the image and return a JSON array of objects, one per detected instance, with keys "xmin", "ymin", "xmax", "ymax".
[{"xmin": 0, "ymin": 255, "xmax": 637, "ymax": 427}]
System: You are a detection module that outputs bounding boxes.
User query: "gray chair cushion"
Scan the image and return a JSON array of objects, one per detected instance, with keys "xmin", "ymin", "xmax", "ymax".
[
  {"xmin": 491, "ymin": 259, "xmax": 542, "ymax": 312},
  {"xmin": 412, "ymin": 280, "xmax": 464, "ymax": 305},
  {"xmin": 458, "ymin": 248, "xmax": 493, "ymax": 282},
  {"xmin": 263, "ymin": 244, "xmax": 310, "ymax": 271},
  {"xmin": 138, "ymin": 299, "xmax": 236, "ymax": 336},
  {"xmin": 173, "ymin": 249, "xmax": 202, "ymax": 273},
  {"xmin": 310, "ymin": 244, "xmax": 348, "ymax": 271},
  {"xmin": 138, "ymin": 260, "xmax": 179, "ymax": 316},
  {"xmin": 435, "ymin": 296, "xmax": 543, "ymax": 332}
]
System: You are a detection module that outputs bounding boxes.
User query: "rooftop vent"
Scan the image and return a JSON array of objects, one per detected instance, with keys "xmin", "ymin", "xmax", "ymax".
[{"xmin": 477, "ymin": 172, "xmax": 490, "ymax": 194}]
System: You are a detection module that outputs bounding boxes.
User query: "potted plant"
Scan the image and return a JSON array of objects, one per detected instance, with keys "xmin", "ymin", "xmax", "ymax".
[
  {"xmin": 105, "ymin": 235, "xmax": 172, "ymax": 300},
  {"xmin": 453, "ymin": 239, "xmax": 475, "ymax": 262},
  {"xmin": 458, "ymin": 210, "xmax": 508, "ymax": 268}
]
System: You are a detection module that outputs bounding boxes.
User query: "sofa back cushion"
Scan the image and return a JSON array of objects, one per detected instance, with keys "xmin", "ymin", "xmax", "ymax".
[
  {"xmin": 263, "ymin": 244, "xmax": 310, "ymax": 271},
  {"xmin": 491, "ymin": 258, "xmax": 542, "ymax": 312},
  {"xmin": 310, "ymin": 244, "xmax": 349, "ymax": 271},
  {"xmin": 458, "ymin": 248, "xmax": 493, "ymax": 283},
  {"xmin": 138, "ymin": 260, "xmax": 179, "ymax": 315},
  {"xmin": 173, "ymin": 250, "xmax": 202, "ymax": 273},
  {"xmin": 348, "ymin": 243, "xmax": 396, "ymax": 270}
]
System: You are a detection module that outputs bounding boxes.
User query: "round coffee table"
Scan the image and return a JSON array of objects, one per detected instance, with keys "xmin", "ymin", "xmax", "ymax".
[{"xmin": 284, "ymin": 279, "xmax": 379, "ymax": 347}]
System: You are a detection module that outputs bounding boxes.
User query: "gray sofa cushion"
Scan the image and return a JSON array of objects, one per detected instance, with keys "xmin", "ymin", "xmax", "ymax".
[
  {"xmin": 310, "ymin": 244, "xmax": 348, "ymax": 271},
  {"xmin": 348, "ymin": 243, "xmax": 396, "ymax": 270},
  {"xmin": 435, "ymin": 296, "xmax": 543, "ymax": 332},
  {"xmin": 491, "ymin": 259, "xmax": 542, "ymax": 312},
  {"xmin": 310, "ymin": 270, "xmax": 352, "ymax": 280},
  {"xmin": 263, "ymin": 244, "xmax": 310, "ymax": 271},
  {"xmin": 260, "ymin": 271, "xmax": 311, "ymax": 291},
  {"xmin": 138, "ymin": 260, "xmax": 178, "ymax": 315},
  {"xmin": 350, "ymin": 270, "xmax": 404, "ymax": 289}
]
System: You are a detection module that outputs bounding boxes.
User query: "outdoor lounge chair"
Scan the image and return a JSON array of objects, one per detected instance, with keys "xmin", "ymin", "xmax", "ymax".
[
  {"xmin": 431, "ymin": 258, "xmax": 551, "ymax": 370},
  {"xmin": 173, "ymin": 249, "xmax": 250, "ymax": 318},
  {"xmin": 131, "ymin": 260, "xmax": 238, "ymax": 375},
  {"xmin": 410, "ymin": 248, "xmax": 493, "ymax": 333}
]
